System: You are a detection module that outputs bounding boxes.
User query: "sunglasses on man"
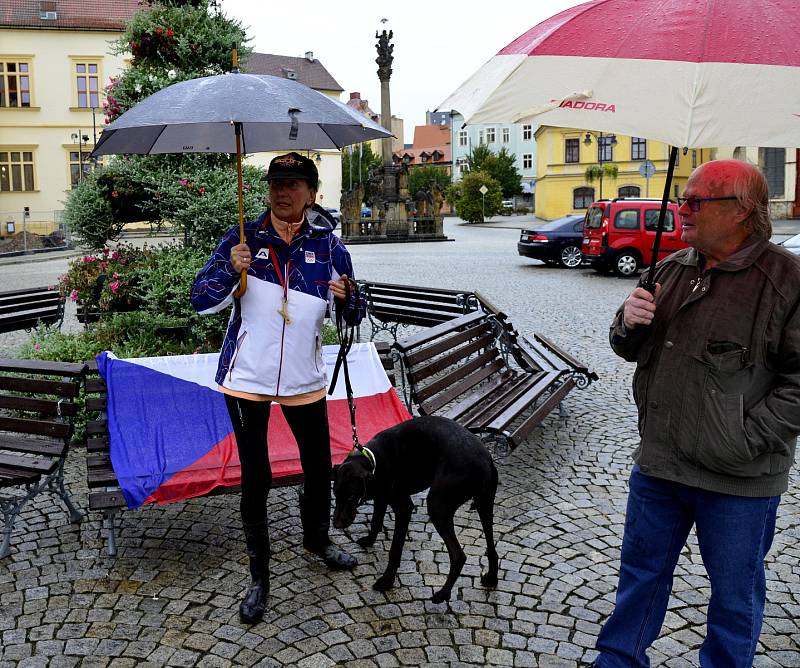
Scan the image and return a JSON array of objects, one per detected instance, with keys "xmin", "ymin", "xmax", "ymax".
[{"xmin": 677, "ymin": 196, "xmax": 738, "ymax": 212}]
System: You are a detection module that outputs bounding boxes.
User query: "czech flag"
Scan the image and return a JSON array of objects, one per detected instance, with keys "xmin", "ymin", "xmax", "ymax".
[{"xmin": 96, "ymin": 344, "xmax": 411, "ymax": 509}]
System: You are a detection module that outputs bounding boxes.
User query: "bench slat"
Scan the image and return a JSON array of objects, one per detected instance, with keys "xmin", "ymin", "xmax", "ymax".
[
  {"xmin": 405, "ymin": 320, "xmax": 494, "ymax": 367},
  {"xmin": 393, "ymin": 310, "xmax": 487, "ymax": 353},
  {"xmin": 415, "ymin": 348, "xmax": 500, "ymax": 405},
  {"xmin": 0, "ymin": 359, "xmax": 86, "ymax": 377},
  {"xmin": 0, "ymin": 451, "xmax": 57, "ymax": 474},
  {"xmin": 85, "ymin": 397, "xmax": 107, "ymax": 411},
  {"xmin": 0, "ymin": 395, "xmax": 78, "ymax": 417},
  {"xmin": 0, "ymin": 466, "xmax": 40, "ymax": 487},
  {"xmin": 459, "ymin": 374, "xmax": 542, "ymax": 429},
  {"xmin": 0, "ymin": 433, "xmax": 64, "ymax": 457},
  {"xmin": 0, "ymin": 376, "xmax": 82, "ymax": 397},
  {"xmin": 0, "ymin": 416, "xmax": 71, "ymax": 439},
  {"xmin": 408, "ymin": 330, "xmax": 497, "ymax": 384},
  {"xmin": 485, "ymin": 371, "xmax": 562, "ymax": 432},
  {"xmin": 522, "ymin": 336, "xmax": 569, "ymax": 372},
  {"xmin": 86, "ymin": 435, "xmax": 109, "ymax": 452},
  {"xmin": 505, "ymin": 377, "xmax": 576, "ymax": 447},
  {"xmin": 85, "ymin": 420, "xmax": 108, "ymax": 436},
  {"xmin": 438, "ymin": 373, "xmax": 510, "ymax": 421},
  {"xmin": 89, "ymin": 490, "xmax": 126, "ymax": 510}
]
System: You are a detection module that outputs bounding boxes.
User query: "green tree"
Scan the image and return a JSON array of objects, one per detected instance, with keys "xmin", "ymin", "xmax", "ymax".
[
  {"xmin": 408, "ymin": 165, "xmax": 450, "ymax": 196},
  {"xmin": 456, "ymin": 172, "xmax": 503, "ymax": 223},
  {"xmin": 341, "ymin": 142, "xmax": 381, "ymax": 204},
  {"xmin": 63, "ymin": 0, "xmax": 254, "ymax": 249},
  {"xmin": 466, "ymin": 145, "xmax": 522, "ymax": 198}
]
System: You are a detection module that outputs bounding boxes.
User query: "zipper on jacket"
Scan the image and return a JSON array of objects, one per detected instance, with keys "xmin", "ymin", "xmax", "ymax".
[{"xmin": 228, "ymin": 331, "xmax": 249, "ymax": 382}]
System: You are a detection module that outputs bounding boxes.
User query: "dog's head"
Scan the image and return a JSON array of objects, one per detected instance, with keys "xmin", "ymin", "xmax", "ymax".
[{"xmin": 332, "ymin": 449, "xmax": 374, "ymax": 529}]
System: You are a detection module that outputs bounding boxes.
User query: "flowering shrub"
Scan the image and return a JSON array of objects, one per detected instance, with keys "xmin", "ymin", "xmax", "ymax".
[{"xmin": 59, "ymin": 245, "xmax": 151, "ymax": 314}]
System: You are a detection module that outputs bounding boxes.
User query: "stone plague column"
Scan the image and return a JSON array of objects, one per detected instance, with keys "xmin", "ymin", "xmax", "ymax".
[{"xmin": 375, "ymin": 29, "xmax": 408, "ymax": 237}]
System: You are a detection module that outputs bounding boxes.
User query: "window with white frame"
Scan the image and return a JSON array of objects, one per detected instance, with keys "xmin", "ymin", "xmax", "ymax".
[
  {"xmin": 502, "ymin": 128, "xmax": 510, "ymax": 143},
  {"xmin": 631, "ymin": 137, "xmax": 646, "ymax": 160},
  {"xmin": 478, "ymin": 129, "xmax": 484, "ymax": 145},
  {"xmin": 522, "ymin": 154, "xmax": 532, "ymax": 170},
  {"xmin": 486, "ymin": 127, "xmax": 495, "ymax": 143},
  {"xmin": 456, "ymin": 157, "xmax": 469, "ymax": 176},
  {"xmin": 458, "ymin": 129, "xmax": 468, "ymax": 147},
  {"xmin": 522, "ymin": 124, "xmax": 532, "ymax": 140},
  {"xmin": 0, "ymin": 60, "xmax": 32, "ymax": 107},
  {"xmin": 74, "ymin": 60, "xmax": 100, "ymax": 108},
  {"xmin": 0, "ymin": 150, "xmax": 35, "ymax": 191}
]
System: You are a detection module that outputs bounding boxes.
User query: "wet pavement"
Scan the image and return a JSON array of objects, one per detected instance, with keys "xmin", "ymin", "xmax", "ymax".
[{"xmin": 0, "ymin": 219, "xmax": 798, "ymax": 666}]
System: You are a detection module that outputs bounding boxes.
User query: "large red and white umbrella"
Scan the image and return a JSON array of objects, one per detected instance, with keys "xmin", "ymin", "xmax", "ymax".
[
  {"xmin": 438, "ymin": 0, "xmax": 800, "ymax": 150},
  {"xmin": 438, "ymin": 0, "xmax": 800, "ymax": 289}
]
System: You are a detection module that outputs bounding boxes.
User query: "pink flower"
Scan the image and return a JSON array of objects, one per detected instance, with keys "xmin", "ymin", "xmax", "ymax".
[
  {"xmin": 110, "ymin": 281, "xmax": 120, "ymax": 294},
  {"xmin": 113, "ymin": 272, "xmax": 119, "ymax": 278},
  {"xmin": 34, "ymin": 344, "xmax": 41, "ymax": 351},
  {"xmin": 111, "ymin": 251, "xmax": 120, "ymax": 260},
  {"xmin": 179, "ymin": 178, "xmax": 188, "ymax": 186},
  {"xmin": 70, "ymin": 289, "xmax": 78, "ymax": 302},
  {"xmin": 199, "ymin": 187, "xmax": 206, "ymax": 194}
]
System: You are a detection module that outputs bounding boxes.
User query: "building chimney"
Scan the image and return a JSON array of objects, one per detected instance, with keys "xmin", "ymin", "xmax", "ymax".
[
  {"xmin": 349, "ymin": 92, "xmax": 361, "ymax": 100},
  {"xmin": 305, "ymin": 51, "xmax": 314, "ymax": 62}
]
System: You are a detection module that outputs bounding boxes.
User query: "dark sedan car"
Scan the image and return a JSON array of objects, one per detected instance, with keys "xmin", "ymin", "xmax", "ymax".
[
  {"xmin": 780, "ymin": 232, "xmax": 800, "ymax": 255},
  {"xmin": 517, "ymin": 214, "xmax": 586, "ymax": 268}
]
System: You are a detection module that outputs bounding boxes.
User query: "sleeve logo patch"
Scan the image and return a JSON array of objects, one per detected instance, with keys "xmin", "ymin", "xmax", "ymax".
[{"xmin": 305, "ymin": 251, "xmax": 316, "ymax": 263}]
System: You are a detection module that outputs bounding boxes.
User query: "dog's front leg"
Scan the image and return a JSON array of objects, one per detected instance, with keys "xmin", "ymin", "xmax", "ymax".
[
  {"xmin": 357, "ymin": 495, "xmax": 387, "ymax": 548},
  {"xmin": 373, "ymin": 495, "xmax": 413, "ymax": 592}
]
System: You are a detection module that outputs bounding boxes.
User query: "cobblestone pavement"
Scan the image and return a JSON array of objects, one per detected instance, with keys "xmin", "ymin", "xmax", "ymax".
[{"xmin": 1, "ymin": 219, "xmax": 798, "ymax": 667}]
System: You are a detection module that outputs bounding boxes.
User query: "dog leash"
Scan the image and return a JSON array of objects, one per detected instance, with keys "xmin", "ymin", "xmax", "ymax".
[{"xmin": 327, "ymin": 279, "xmax": 377, "ymax": 473}]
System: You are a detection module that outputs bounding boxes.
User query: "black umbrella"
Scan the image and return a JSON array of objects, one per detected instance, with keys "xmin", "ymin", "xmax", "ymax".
[{"xmin": 92, "ymin": 58, "xmax": 392, "ymax": 295}]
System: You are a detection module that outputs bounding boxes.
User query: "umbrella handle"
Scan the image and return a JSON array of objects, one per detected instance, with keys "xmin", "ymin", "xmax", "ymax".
[{"xmin": 232, "ymin": 122, "xmax": 247, "ymax": 298}]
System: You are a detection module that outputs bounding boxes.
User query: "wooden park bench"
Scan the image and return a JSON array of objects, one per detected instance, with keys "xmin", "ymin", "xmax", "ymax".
[
  {"xmin": 84, "ymin": 342, "xmax": 397, "ymax": 555},
  {"xmin": 0, "ymin": 359, "xmax": 86, "ymax": 558},
  {"xmin": 358, "ymin": 280, "xmax": 480, "ymax": 343},
  {"xmin": 0, "ymin": 286, "xmax": 65, "ymax": 334},
  {"xmin": 392, "ymin": 309, "xmax": 597, "ymax": 455}
]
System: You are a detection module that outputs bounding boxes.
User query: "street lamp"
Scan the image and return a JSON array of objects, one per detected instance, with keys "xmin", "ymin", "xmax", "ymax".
[{"xmin": 584, "ymin": 131, "xmax": 617, "ymax": 199}]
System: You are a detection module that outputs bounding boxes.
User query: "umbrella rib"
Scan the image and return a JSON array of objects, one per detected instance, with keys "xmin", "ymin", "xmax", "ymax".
[
  {"xmin": 145, "ymin": 125, "xmax": 169, "ymax": 154},
  {"xmin": 317, "ymin": 124, "xmax": 341, "ymax": 149}
]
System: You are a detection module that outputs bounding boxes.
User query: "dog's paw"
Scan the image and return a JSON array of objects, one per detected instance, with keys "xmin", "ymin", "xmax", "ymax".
[
  {"xmin": 480, "ymin": 571, "xmax": 499, "ymax": 588},
  {"xmin": 372, "ymin": 574, "xmax": 395, "ymax": 592},
  {"xmin": 431, "ymin": 588, "xmax": 452, "ymax": 604},
  {"xmin": 356, "ymin": 535, "xmax": 376, "ymax": 548}
]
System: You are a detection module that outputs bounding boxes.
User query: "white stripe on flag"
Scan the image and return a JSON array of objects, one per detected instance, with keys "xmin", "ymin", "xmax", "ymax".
[{"xmin": 105, "ymin": 343, "xmax": 392, "ymax": 398}]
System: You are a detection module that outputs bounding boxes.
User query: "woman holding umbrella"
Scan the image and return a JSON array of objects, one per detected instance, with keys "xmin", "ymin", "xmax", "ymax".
[{"xmin": 191, "ymin": 152, "xmax": 364, "ymax": 624}]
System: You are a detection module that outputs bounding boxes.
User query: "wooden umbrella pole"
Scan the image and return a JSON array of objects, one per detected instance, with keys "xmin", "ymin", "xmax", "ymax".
[{"xmin": 233, "ymin": 122, "xmax": 247, "ymax": 298}]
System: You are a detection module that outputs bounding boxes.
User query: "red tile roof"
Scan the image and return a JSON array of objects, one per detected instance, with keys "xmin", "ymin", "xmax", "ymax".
[
  {"xmin": 0, "ymin": 0, "xmax": 142, "ymax": 30},
  {"xmin": 243, "ymin": 52, "xmax": 343, "ymax": 92},
  {"xmin": 394, "ymin": 124, "xmax": 452, "ymax": 165}
]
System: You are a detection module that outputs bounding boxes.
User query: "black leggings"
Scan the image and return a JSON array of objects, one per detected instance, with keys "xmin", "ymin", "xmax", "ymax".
[{"xmin": 224, "ymin": 394, "xmax": 332, "ymax": 527}]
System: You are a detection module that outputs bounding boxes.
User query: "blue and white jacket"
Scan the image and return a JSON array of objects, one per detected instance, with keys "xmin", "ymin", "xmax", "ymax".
[{"xmin": 191, "ymin": 205, "xmax": 365, "ymax": 396}]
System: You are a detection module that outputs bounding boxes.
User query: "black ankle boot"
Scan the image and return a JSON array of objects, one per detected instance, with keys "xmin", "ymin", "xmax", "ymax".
[
  {"xmin": 240, "ymin": 520, "xmax": 269, "ymax": 624},
  {"xmin": 298, "ymin": 489, "xmax": 358, "ymax": 570}
]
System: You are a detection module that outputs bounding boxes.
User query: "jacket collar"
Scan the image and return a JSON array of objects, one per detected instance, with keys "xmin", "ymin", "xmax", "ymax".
[{"xmin": 665, "ymin": 235, "xmax": 768, "ymax": 272}]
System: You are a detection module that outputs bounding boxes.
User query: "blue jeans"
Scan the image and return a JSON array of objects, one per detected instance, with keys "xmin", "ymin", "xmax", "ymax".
[{"xmin": 594, "ymin": 466, "xmax": 779, "ymax": 668}]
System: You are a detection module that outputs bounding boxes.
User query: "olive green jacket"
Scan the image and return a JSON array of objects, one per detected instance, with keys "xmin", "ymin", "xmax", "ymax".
[{"xmin": 610, "ymin": 236, "xmax": 800, "ymax": 497}]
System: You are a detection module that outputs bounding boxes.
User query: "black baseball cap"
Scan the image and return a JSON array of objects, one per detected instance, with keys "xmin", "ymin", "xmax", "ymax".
[{"xmin": 267, "ymin": 152, "xmax": 319, "ymax": 190}]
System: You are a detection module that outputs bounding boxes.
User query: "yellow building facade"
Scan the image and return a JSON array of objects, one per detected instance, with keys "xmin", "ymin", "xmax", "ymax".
[
  {"xmin": 534, "ymin": 126, "xmax": 709, "ymax": 220},
  {"xmin": 1, "ymin": 18, "xmax": 133, "ymax": 236}
]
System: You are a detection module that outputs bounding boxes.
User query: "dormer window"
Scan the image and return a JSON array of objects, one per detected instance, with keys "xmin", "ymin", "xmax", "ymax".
[
  {"xmin": 39, "ymin": 1, "xmax": 57, "ymax": 19},
  {"xmin": 282, "ymin": 68, "xmax": 297, "ymax": 80}
]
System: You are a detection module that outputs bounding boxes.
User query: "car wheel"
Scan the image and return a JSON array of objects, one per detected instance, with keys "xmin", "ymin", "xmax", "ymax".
[
  {"xmin": 614, "ymin": 252, "xmax": 640, "ymax": 277},
  {"xmin": 559, "ymin": 245, "xmax": 582, "ymax": 268}
]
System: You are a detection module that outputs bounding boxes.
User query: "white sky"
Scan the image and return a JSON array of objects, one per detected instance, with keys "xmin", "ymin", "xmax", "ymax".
[{"xmin": 219, "ymin": 0, "xmax": 587, "ymax": 144}]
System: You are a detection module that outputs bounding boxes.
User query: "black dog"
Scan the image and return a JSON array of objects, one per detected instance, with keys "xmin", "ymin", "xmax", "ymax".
[{"xmin": 332, "ymin": 415, "xmax": 499, "ymax": 603}]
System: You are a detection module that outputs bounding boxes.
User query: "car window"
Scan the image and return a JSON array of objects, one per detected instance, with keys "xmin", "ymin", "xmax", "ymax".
[
  {"xmin": 586, "ymin": 207, "xmax": 604, "ymax": 229},
  {"xmin": 614, "ymin": 209, "xmax": 639, "ymax": 230},
  {"xmin": 783, "ymin": 233, "xmax": 800, "ymax": 248},
  {"xmin": 644, "ymin": 209, "xmax": 675, "ymax": 232}
]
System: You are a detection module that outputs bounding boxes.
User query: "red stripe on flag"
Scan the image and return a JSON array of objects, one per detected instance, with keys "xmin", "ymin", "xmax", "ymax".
[{"xmin": 144, "ymin": 389, "xmax": 411, "ymax": 505}]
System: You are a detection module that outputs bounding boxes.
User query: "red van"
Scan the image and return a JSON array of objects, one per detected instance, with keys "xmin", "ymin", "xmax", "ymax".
[{"xmin": 581, "ymin": 198, "xmax": 686, "ymax": 276}]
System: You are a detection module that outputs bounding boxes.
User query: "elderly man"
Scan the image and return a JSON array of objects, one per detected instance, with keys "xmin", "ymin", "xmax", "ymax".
[{"xmin": 592, "ymin": 160, "xmax": 800, "ymax": 667}]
